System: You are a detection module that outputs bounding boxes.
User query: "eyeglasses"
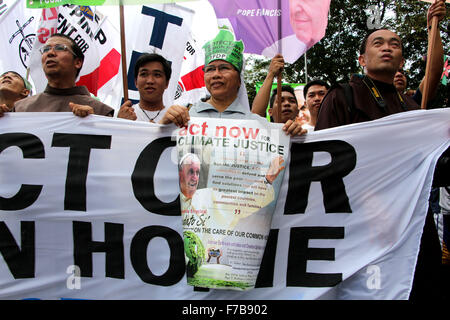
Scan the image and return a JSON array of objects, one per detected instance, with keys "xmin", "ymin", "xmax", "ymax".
[
  {"xmin": 39, "ymin": 44, "xmax": 75, "ymax": 55},
  {"xmin": 203, "ymin": 64, "xmax": 234, "ymax": 74}
]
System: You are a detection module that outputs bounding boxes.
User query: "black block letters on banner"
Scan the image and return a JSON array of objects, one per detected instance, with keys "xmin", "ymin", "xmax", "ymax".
[
  {"xmin": 255, "ymin": 229, "xmax": 279, "ymax": 288},
  {"xmin": 285, "ymin": 140, "xmax": 356, "ymax": 214},
  {"xmin": 51, "ymin": 133, "xmax": 112, "ymax": 212},
  {"xmin": 73, "ymin": 221, "xmax": 124, "ymax": 279},
  {"xmin": 0, "ymin": 221, "xmax": 35, "ymax": 278},
  {"xmin": 141, "ymin": 6, "xmax": 183, "ymax": 49},
  {"xmin": 287, "ymin": 227, "xmax": 344, "ymax": 287},
  {"xmin": 132, "ymin": 137, "xmax": 180, "ymax": 216},
  {"xmin": 0, "ymin": 133, "xmax": 356, "ymax": 288},
  {"xmin": 130, "ymin": 225, "xmax": 185, "ymax": 286}
]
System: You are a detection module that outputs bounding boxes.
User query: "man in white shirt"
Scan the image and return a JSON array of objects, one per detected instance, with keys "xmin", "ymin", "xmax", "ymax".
[{"xmin": 118, "ymin": 53, "xmax": 171, "ymax": 123}]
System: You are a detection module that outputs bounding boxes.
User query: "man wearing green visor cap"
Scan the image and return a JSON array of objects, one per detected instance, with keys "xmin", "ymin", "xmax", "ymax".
[
  {"xmin": 0, "ymin": 71, "xmax": 32, "ymax": 117},
  {"xmin": 160, "ymin": 29, "xmax": 305, "ymax": 136}
]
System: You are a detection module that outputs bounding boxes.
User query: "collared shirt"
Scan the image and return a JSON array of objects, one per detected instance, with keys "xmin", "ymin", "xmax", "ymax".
[{"xmin": 14, "ymin": 85, "xmax": 114, "ymax": 116}]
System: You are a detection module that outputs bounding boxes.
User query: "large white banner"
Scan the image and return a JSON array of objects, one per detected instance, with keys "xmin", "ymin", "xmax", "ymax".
[{"xmin": 0, "ymin": 109, "xmax": 448, "ymax": 300}]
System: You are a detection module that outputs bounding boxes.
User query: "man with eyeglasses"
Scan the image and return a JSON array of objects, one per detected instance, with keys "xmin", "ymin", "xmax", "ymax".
[
  {"xmin": 0, "ymin": 71, "xmax": 32, "ymax": 117},
  {"xmin": 13, "ymin": 33, "xmax": 113, "ymax": 117}
]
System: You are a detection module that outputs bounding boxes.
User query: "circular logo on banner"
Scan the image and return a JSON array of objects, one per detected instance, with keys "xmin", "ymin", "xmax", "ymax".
[
  {"xmin": 19, "ymin": 34, "xmax": 35, "ymax": 68},
  {"xmin": 175, "ymin": 82, "xmax": 184, "ymax": 100}
]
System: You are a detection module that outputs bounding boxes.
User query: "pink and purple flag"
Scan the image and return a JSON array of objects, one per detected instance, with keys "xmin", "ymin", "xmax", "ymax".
[{"xmin": 208, "ymin": 0, "xmax": 331, "ymax": 63}]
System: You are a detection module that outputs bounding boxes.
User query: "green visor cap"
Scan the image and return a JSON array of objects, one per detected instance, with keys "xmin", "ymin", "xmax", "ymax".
[{"xmin": 202, "ymin": 29, "xmax": 244, "ymax": 73}]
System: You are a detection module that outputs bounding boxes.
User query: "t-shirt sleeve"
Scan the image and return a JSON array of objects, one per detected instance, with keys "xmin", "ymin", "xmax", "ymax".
[
  {"xmin": 104, "ymin": 106, "xmax": 114, "ymax": 117},
  {"xmin": 92, "ymin": 100, "xmax": 114, "ymax": 117}
]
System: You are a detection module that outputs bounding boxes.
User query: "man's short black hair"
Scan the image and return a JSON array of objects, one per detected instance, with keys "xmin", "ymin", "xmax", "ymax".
[
  {"xmin": 269, "ymin": 85, "xmax": 297, "ymax": 109},
  {"xmin": 134, "ymin": 53, "xmax": 172, "ymax": 82},
  {"xmin": 359, "ymin": 28, "xmax": 403, "ymax": 55},
  {"xmin": 48, "ymin": 33, "xmax": 84, "ymax": 77},
  {"xmin": 303, "ymin": 80, "xmax": 330, "ymax": 99}
]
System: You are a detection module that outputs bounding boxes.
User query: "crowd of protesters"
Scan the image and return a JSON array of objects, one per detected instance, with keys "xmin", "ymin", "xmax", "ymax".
[{"xmin": 0, "ymin": 0, "xmax": 448, "ymax": 301}]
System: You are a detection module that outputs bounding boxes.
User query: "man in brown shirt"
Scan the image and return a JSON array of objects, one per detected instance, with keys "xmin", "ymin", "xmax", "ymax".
[{"xmin": 13, "ymin": 33, "xmax": 113, "ymax": 117}]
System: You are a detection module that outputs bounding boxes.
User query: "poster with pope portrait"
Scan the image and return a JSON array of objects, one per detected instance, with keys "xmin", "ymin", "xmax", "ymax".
[
  {"xmin": 176, "ymin": 117, "xmax": 290, "ymax": 290},
  {"xmin": 208, "ymin": 0, "xmax": 331, "ymax": 63}
]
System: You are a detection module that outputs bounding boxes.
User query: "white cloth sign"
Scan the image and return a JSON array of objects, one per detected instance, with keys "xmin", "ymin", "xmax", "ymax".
[
  {"xmin": 0, "ymin": 109, "xmax": 448, "ymax": 300},
  {"xmin": 0, "ymin": 0, "xmax": 37, "ymax": 77}
]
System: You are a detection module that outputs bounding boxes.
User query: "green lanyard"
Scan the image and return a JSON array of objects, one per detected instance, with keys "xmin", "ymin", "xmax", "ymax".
[{"xmin": 362, "ymin": 76, "xmax": 407, "ymax": 111}]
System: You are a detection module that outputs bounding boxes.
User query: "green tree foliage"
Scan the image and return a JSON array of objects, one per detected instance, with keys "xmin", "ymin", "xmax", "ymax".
[
  {"xmin": 244, "ymin": 0, "xmax": 449, "ymax": 108},
  {"xmin": 392, "ymin": 0, "xmax": 449, "ymax": 108}
]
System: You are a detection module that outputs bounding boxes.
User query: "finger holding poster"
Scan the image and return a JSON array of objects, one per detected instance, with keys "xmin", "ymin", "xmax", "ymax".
[{"xmin": 177, "ymin": 117, "xmax": 290, "ymax": 290}]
